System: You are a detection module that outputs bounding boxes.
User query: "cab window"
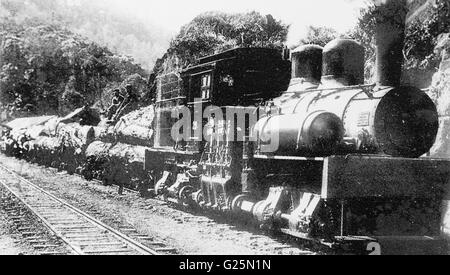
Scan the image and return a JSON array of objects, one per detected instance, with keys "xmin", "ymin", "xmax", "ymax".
[{"xmin": 201, "ymin": 74, "xmax": 211, "ymax": 100}]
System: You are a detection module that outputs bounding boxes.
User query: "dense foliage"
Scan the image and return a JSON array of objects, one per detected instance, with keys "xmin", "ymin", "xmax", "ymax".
[
  {"xmin": 0, "ymin": 0, "xmax": 169, "ymax": 70},
  {"xmin": 153, "ymin": 11, "xmax": 289, "ymax": 74},
  {"xmin": 293, "ymin": 0, "xmax": 450, "ymax": 88},
  {"xmin": 0, "ymin": 19, "xmax": 148, "ymax": 118},
  {"xmin": 296, "ymin": 26, "xmax": 340, "ymax": 47},
  {"xmin": 403, "ymin": 0, "xmax": 450, "ymax": 88},
  {"xmin": 350, "ymin": 0, "xmax": 450, "ymax": 87}
]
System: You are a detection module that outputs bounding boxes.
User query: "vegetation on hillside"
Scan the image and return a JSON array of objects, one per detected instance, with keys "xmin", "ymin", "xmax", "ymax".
[
  {"xmin": 0, "ymin": 0, "xmax": 169, "ymax": 70},
  {"xmin": 152, "ymin": 11, "xmax": 289, "ymax": 74},
  {"xmin": 403, "ymin": 0, "xmax": 450, "ymax": 88},
  {"xmin": 296, "ymin": 0, "xmax": 450, "ymax": 89},
  {"xmin": 0, "ymin": 20, "xmax": 149, "ymax": 118}
]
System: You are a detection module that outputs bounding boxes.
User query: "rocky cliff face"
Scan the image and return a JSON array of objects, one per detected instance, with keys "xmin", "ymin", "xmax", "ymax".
[
  {"xmin": 407, "ymin": 0, "xmax": 434, "ymax": 23},
  {"xmin": 429, "ymin": 33, "xmax": 450, "ymax": 158}
]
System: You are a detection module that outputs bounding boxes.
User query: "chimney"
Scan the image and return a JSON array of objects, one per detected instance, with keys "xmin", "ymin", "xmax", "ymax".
[{"xmin": 375, "ymin": 0, "xmax": 408, "ymax": 87}]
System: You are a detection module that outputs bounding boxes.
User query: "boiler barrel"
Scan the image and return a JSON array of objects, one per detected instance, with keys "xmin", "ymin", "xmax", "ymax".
[
  {"xmin": 256, "ymin": 86, "xmax": 439, "ymax": 158},
  {"xmin": 254, "ymin": 110, "xmax": 344, "ymax": 156}
]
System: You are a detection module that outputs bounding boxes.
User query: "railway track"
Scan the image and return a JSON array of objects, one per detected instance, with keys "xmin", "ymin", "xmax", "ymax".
[
  {"xmin": 0, "ymin": 156, "xmax": 317, "ymax": 255},
  {"xmin": 0, "ymin": 163, "xmax": 162, "ymax": 255}
]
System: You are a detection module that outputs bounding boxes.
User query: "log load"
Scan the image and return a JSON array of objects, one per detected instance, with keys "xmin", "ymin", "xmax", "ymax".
[
  {"xmin": 83, "ymin": 140, "xmax": 148, "ymax": 188},
  {"xmin": 57, "ymin": 123, "xmax": 95, "ymax": 149},
  {"xmin": 1, "ymin": 105, "xmax": 156, "ymax": 189},
  {"xmin": 113, "ymin": 105, "xmax": 155, "ymax": 147},
  {"xmin": 106, "ymin": 142, "xmax": 148, "ymax": 189},
  {"xmin": 55, "ymin": 123, "xmax": 95, "ymax": 173},
  {"xmin": 108, "ymin": 142, "xmax": 146, "ymax": 164},
  {"xmin": 41, "ymin": 117, "xmax": 60, "ymax": 137},
  {"xmin": 82, "ymin": 141, "xmax": 113, "ymax": 181},
  {"xmin": 85, "ymin": 140, "xmax": 112, "ymax": 158},
  {"xmin": 92, "ymin": 125, "xmax": 116, "ymax": 143},
  {"xmin": 28, "ymin": 136, "xmax": 62, "ymax": 166}
]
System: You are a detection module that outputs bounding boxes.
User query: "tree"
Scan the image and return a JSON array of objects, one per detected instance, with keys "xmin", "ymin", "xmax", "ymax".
[
  {"xmin": 297, "ymin": 26, "xmax": 340, "ymax": 47},
  {"xmin": 348, "ymin": 4, "xmax": 377, "ymax": 82},
  {"xmin": 0, "ymin": 18, "xmax": 148, "ymax": 117},
  {"xmin": 350, "ymin": 0, "xmax": 450, "ymax": 86},
  {"xmin": 403, "ymin": 0, "xmax": 450, "ymax": 88},
  {"xmin": 153, "ymin": 11, "xmax": 289, "ymax": 74}
]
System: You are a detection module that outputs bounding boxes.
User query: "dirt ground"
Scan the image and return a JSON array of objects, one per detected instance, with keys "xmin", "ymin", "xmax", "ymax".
[
  {"xmin": 0, "ymin": 216, "xmax": 21, "ymax": 255},
  {"xmin": 0, "ymin": 212, "xmax": 33, "ymax": 255},
  {"xmin": 0, "ymin": 154, "xmax": 313, "ymax": 255}
]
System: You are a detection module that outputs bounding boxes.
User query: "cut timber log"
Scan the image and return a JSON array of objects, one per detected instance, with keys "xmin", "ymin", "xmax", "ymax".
[
  {"xmin": 57, "ymin": 123, "xmax": 95, "ymax": 148},
  {"xmin": 31, "ymin": 136, "xmax": 61, "ymax": 152},
  {"xmin": 41, "ymin": 117, "xmax": 60, "ymax": 137},
  {"xmin": 86, "ymin": 141, "xmax": 112, "ymax": 158},
  {"xmin": 108, "ymin": 142, "xmax": 147, "ymax": 164},
  {"xmin": 92, "ymin": 126, "xmax": 115, "ymax": 143},
  {"xmin": 84, "ymin": 141, "xmax": 147, "ymax": 188},
  {"xmin": 115, "ymin": 124, "xmax": 153, "ymax": 147},
  {"xmin": 111, "ymin": 105, "xmax": 155, "ymax": 147}
]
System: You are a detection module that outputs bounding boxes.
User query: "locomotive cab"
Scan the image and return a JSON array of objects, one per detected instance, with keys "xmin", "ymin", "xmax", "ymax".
[{"xmin": 182, "ymin": 48, "xmax": 291, "ymax": 107}]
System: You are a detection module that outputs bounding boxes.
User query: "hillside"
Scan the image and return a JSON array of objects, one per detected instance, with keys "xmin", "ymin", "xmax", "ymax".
[
  {"xmin": 0, "ymin": 18, "xmax": 149, "ymax": 120},
  {"xmin": 0, "ymin": 0, "xmax": 171, "ymax": 71}
]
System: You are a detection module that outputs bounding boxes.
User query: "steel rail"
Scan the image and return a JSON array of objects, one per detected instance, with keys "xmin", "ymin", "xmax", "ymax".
[{"xmin": 0, "ymin": 163, "xmax": 160, "ymax": 255}]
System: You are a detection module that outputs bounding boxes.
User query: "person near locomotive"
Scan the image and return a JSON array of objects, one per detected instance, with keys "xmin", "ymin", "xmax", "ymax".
[{"xmin": 107, "ymin": 88, "xmax": 125, "ymax": 121}]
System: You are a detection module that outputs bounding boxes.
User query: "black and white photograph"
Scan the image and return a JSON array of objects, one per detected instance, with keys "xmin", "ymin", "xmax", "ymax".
[{"xmin": 0, "ymin": 0, "xmax": 449, "ymax": 260}]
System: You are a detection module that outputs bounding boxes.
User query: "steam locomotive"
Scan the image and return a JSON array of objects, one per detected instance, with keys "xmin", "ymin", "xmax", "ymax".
[
  {"xmin": 1, "ymin": 0, "xmax": 449, "ymax": 255},
  {"xmin": 146, "ymin": 1, "xmax": 450, "ymax": 254}
]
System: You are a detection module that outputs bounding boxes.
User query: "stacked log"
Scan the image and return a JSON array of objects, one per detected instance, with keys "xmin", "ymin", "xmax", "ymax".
[
  {"xmin": 28, "ymin": 136, "xmax": 62, "ymax": 166},
  {"xmin": 92, "ymin": 125, "xmax": 115, "ymax": 143},
  {"xmin": 83, "ymin": 141, "xmax": 147, "ymax": 188},
  {"xmin": 0, "ymin": 105, "xmax": 156, "ymax": 190},
  {"xmin": 57, "ymin": 123, "xmax": 95, "ymax": 149},
  {"xmin": 86, "ymin": 140, "xmax": 112, "ymax": 158},
  {"xmin": 56, "ymin": 123, "xmax": 96, "ymax": 173},
  {"xmin": 41, "ymin": 117, "xmax": 60, "ymax": 137},
  {"xmin": 82, "ymin": 141, "xmax": 113, "ymax": 181},
  {"xmin": 105, "ymin": 143, "xmax": 147, "ymax": 189},
  {"xmin": 113, "ymin": 105, "xmax": 155, "ymax": 147}
]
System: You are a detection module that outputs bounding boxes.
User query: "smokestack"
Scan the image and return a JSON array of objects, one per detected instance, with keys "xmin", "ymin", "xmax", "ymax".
[{"xmin": 375, "ymin": 0, "xmax": 408, "ymax": 87}]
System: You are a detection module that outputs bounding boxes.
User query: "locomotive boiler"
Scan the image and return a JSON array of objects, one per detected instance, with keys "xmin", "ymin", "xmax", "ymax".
[
  {"xmin": 145, "ymin": 0, "xmax": 450, "ymax": 254},
  {"xmin": 254, "ymin": 38, "xmax": 439, "ymax": 158}
]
